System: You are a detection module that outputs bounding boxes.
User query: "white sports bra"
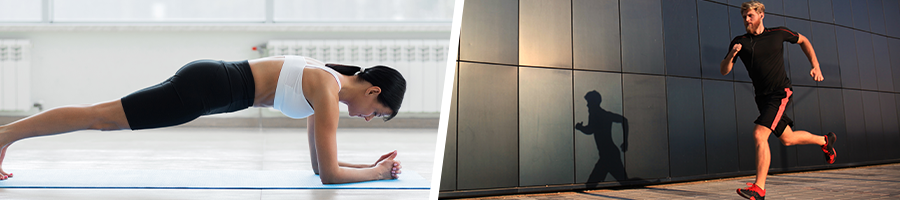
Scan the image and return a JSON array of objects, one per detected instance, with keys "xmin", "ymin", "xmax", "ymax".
[{"xmin": 273, "ymin": 55, "xmax": 343, "ymax": 119}]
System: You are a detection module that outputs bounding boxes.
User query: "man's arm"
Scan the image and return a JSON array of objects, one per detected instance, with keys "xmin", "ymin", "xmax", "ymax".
[
  {"xmin": 797, "ymin": 34, "xmax": 824, "ymax": 81},
  {"xmin": 720, "ymin": 43, "xmax": 742, "ymax": 75}
]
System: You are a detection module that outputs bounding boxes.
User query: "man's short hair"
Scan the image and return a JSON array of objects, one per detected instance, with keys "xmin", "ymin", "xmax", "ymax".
[{"xmin": 741, "ymin": 1, "xmax": 766, "ymax": 14}]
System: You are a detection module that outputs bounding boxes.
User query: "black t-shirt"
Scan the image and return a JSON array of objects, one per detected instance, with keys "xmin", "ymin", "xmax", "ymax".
[{"xmin": 728, "ymin": 26, "xmax": 800, "ymax": 95}]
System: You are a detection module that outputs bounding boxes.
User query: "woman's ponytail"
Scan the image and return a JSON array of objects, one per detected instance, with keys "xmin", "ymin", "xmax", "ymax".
[{"xmin": 325, "ymin": 63, "xmax": 363, "ymax": 76}]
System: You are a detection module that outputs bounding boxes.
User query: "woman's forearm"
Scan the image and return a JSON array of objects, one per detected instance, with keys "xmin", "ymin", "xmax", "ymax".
[
  {"xmin": 339, "ymin": 161, "xmax": 372, "ymax": 168},
  {"xmin": 320, "ymin": 166, "xmax": 383, "ymax": 184}
]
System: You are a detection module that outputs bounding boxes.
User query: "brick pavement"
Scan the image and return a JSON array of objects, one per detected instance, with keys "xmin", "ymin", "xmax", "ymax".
[{"xmin": 457, "ymin": 163, "xmax": 900, "ymax": 199}]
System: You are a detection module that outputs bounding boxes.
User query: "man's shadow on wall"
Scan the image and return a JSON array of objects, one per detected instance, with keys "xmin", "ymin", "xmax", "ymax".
[{"xmin": 575, "ymin": 90, "xmax": 630, "ymax": 187}]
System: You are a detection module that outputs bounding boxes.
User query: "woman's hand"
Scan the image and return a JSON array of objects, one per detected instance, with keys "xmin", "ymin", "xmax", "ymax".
[
  {"xmin": 374, "ymin": 151, "xmax": 402, "ymax": 179},
  {"xmin": 370, "ymin": 150, "xmax": 397, "ymax": 167}
]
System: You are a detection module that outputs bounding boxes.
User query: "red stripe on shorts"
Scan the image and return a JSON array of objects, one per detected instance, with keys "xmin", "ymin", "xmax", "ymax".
[{"xmin": 770, "ymin": 88, "xmax": 792, "ymax": 130}]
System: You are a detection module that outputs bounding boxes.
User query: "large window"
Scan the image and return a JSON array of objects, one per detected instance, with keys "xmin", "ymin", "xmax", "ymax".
[
  {"xmin": 0, "ymin": 0, "xmax": 453, "ymax": 23},
  {"xmin": 273, "ymin": 0, "xmax": 453, "ymax": 22},
  {"xmin": 53, "ymin": 0, "xmax": 265, "ymax": 22},
  {"xmin": 0, "ymin": 0, "xmax": 42, "ymax": 22}
]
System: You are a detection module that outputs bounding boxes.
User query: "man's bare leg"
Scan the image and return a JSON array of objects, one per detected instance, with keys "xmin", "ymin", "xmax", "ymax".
[
  {"xmin": 753, "ymin": 125, "xmax": 772, "ymax": 189},
  {"xmin": 778, "ymin": 125, "xmax": 826, "ymax": 146},
  {"xmin": 0, "ymin": 99, "xmax": 130, "ymax": 179},
  {"xmin": 753, "ymin": 124, "xmax": 829, "ymax": 189}
]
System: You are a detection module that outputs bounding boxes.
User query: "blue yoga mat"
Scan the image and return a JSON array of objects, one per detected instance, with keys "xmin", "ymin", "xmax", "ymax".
[{"xmin": 0, "ymin": 169, "xmax": 430, "ymax": 189}]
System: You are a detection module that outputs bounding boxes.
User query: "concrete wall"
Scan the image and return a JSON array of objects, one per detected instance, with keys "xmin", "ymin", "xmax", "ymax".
[{"xmin": 441, "ymin": 0, "xmax": 900, "ymax": 197}]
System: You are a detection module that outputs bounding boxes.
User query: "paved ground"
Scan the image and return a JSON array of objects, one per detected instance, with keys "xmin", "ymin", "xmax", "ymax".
[
  {"xmin": 461, "ymin": 163, "xmax": 900, "ymax": 199},
  {"xmin": 0, "ymin": 127, "xmax": 437, "ymax": 200}
]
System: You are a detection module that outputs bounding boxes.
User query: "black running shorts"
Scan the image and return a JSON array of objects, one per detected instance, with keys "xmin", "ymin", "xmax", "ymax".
[
  {"xmin": 120, "ymin": 60, "xmax": 255, "ymax": 130},
  {"xmin": 753, "ymin": 88, "xmax": 794, "ymax": 137}
]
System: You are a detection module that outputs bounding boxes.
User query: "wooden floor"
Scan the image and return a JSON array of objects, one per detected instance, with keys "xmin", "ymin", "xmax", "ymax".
[{"xmin": 0, "ymin": 127, "xmax": 437, "ymax": 200}]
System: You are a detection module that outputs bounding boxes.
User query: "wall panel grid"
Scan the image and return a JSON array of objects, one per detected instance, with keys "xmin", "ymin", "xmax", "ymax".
[
  {"xmin": 266, "ymin": 39, "xmax": 449, "ymax": 113},
  {"xmin": 442, "ymin": 0, "xmax": 900, "ymax": 197},
  {"xmin": 0, "ymin": 39, "xmax": 31, "ymax": 111}
]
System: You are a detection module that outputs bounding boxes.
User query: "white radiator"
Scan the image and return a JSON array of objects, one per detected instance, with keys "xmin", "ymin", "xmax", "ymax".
[
  {"xmin": 266, "ymin": 39, "xmax": 448, "ymax": 113},
  {"xmin": 0, "ymin": 39, "xmax": 31, "ymax": 112}
]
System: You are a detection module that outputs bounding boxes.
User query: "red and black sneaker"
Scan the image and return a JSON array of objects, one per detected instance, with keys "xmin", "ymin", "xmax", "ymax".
[
  {"xmin": 823, "ymin": 132, "xmax": 837, "ymax": 164},
  {"xmin": 737, "ymin": 183, "xmax": 766, "ymax": 200}
]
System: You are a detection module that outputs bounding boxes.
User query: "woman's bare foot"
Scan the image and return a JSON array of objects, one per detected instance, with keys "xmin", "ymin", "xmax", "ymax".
[{"xmin": 0, "ymin": 143, "xmax": 13, "ymax": 180}]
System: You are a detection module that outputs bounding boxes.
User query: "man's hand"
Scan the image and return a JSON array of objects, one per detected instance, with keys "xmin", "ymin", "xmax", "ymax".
[
  {"xmin": 810, "ymin": 67, "xmax": 824, "ymax": 82},
  {"xmin": 721, "ymin": 43, "xmax": 742, "ymax": 75},
  {"xmin": 732, "ymin": 43, "xmax": 742, "ymax": 55}
]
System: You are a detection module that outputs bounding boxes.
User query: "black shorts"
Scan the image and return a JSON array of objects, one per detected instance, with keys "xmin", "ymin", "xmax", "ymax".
[
  {"xmin": 121, "ymin": 60, "xmax": 255, "ymax": 130},
  {"xmin": 753, "ymin": 88, "xmax": 794, "ymax": 137}
]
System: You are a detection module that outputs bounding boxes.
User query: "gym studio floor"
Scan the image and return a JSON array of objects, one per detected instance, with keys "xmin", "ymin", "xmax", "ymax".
[{"xmin": 0, "ymin": 127, "xmax": 436, "ymax": 200}]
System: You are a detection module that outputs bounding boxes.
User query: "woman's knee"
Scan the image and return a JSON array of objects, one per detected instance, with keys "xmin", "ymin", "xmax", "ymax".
[{"xmin": 86, "ymin": 100, "xmax": 130, "ymax": 131}]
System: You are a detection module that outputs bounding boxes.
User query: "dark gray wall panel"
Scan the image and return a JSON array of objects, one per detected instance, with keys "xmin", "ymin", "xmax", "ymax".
[
  {"xmin": 622, "ymin": 74, "xmax": 668, "ymax": 179},
  {"xmin": 459, "ymin": 0, "xmax": 518, "ymax": 65},
  {"xmin": 621, "ymin": 0, "xmax": 665, "ymax": 75},
  {"xmin": 810, "ymin": 0, "xmax": 835, "ymax": 23},
  {"xmin": 792, "ymin": 87, "xmax": 825, "ymax": 167},
  {"xmin": 896, "ymin": 94, "xmax": 900, "ymax": 159},
  {"xmin": 833, "ymin": 0, "xmax": 855, "ymax": 27},
  {"xmin": 667, "ymin": 77, "xmax": 706, "ymax": 177},
  {"xmin": 728, "ymin": 6, "xmax": 745, "ymax": 38},
  {"xmin": 766, "ymin": 14, "xmax": 786, "ymax": 27},
  {"xmin": 440, "ymin": 64, "xmax": 458, "ymax": 191},
  {"xmin": 727, "ymin": 0, "xmax": 742, "ymax": 6},
  {"xmin": 868, "ymin": 0, "xmax": 886, "ymax": 35},
  {"xmin": 852, "ymin": 0, "xmax": 871, "ymax": 31},
  {"xmin": 809, "ymin": 23, "xmax": 842, "ymax": 87},
  {"xmin": 519, "ymin": 67, "xmax": 574, "ymax": 186},
  {"xmin": 785, "ymin": 18, "xmax": 815, "ymax": 86},
  {"xmin": 574, "ymin": 71, "xmax": 626, "ymax": 183},
  {"xmin": 873, "ymin": 36, "xmax": 893, "ymax": 92},
  {"xmin": 892, "ymin": 38, "xmax": 900, "ymax": 92},
  {"xmin": 879, "ymin": 93, "xmax": 899, "ymax": 159},
  {"xmin": 843, "ymin": 89, "xmax": 868, "ymax": 162},
  {"xmin": 862, "ymin": 91, "xmax": 884, "ymax": 161},
  {"xmin": 457, "ymin": 63, "xmax": 518, "ymax": 190},
  {"xmin": 573, "ymin": 0, "xmax": 621, "ymax": 72},
  {"xmin": 735, "ymin": 83, "xmax": 759, "ymax": 171},
  {"xmin": 836, "ymin": 27, "xmax": 861, "ymax": 89},
  {"xmin": 885, "ymin": 0, "xmax": 900, "ymax": 37},
  {"xmin": 728, "ymin": 7, "xmax": 752, "ymax": 82},
  {"xmin": 856, "ymin": 32, "xmax": 877, "ymax": 90},
  {"xmin": 818, "ymin": 88, "xmax": 848, "ymax": 165},
  {"xmin": 784, "ymin": 0, "xmax": 810, "ymax": 19},
  {"xmin": 702, "ymin": 80, "xmax": 740, "ymax": 174},
  {"xmin": 699, "ymin": 1, "xmax": 732, "ymax": 80},
  {"xmin": 761, "ymin": 0, "xmax": 784, "ymax": 15},
  {"xmin": 662, "ymin": 0, "xmax": 701, "ymax": 77},
  {"xmin": 519, "ymin": 0, "xmax": 572, "ymax": 68}
]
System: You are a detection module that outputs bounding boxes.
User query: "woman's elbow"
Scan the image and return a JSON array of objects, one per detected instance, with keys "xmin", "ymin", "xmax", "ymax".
[{"xmin": 319, "ymin": 174, "xmax": 339, "ymax": 184}]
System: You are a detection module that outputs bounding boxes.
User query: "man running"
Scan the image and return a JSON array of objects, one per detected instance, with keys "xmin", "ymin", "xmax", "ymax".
[{"xmin": 720, "ymin": 1, "xmax": 837, "ymax": 199}]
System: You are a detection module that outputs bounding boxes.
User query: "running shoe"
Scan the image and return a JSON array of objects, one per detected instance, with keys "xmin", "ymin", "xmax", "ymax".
[
  {"xmin": 737, "ymin": 183, "xmax": 765, "ymax": 200},
  {"xmin": 823, "ymin": 132, "xmax": 836, "ymax": 164}
]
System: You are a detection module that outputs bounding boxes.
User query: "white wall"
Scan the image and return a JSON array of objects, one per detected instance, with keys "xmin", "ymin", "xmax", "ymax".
[{"xmin": 0, "ymin": 26, "xmax": 449, "ymax": 118}]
